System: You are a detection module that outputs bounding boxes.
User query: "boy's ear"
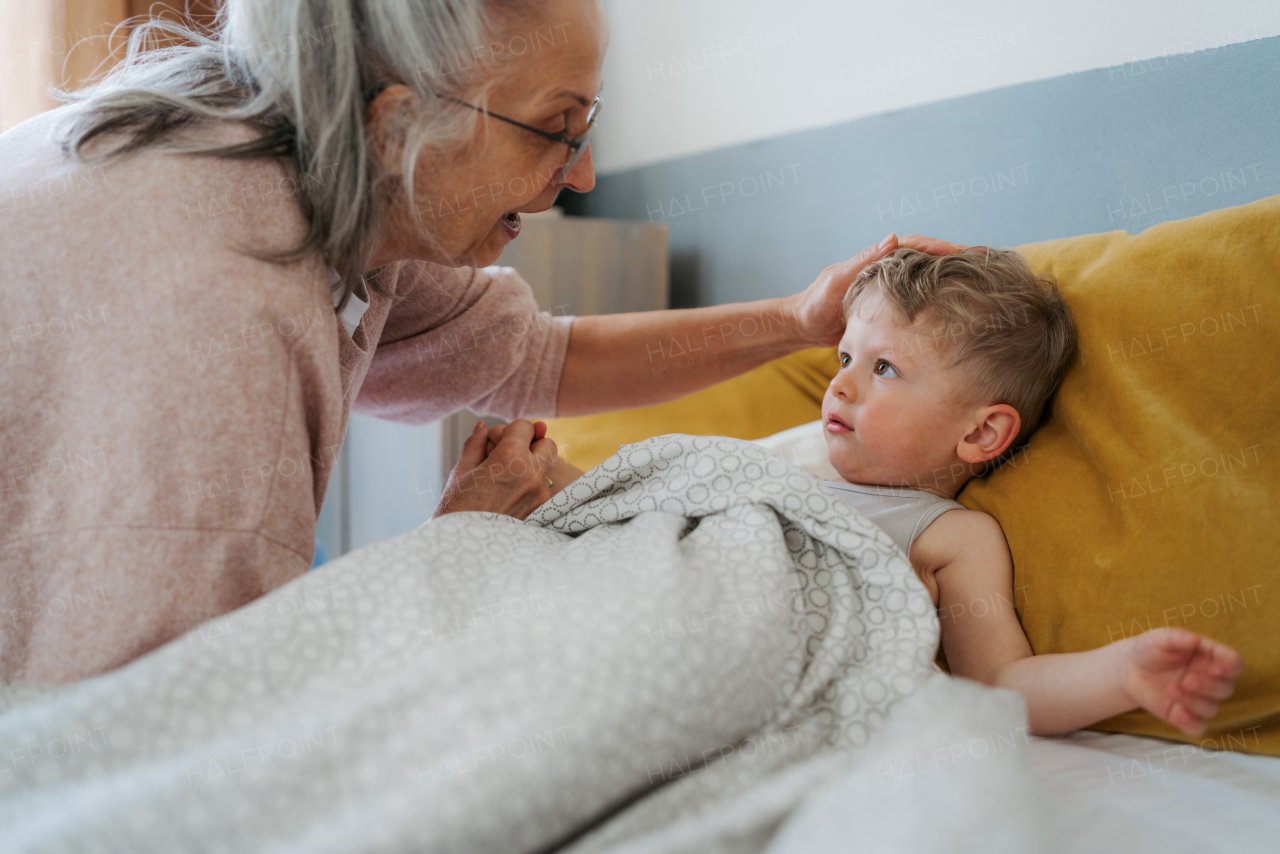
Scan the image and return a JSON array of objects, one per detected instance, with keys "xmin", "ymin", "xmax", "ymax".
[{"xmin": 957, "ymin": 404, "xmax": 1021, "ymax": 465}]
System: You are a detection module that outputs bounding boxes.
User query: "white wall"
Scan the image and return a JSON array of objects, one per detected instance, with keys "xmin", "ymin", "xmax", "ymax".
[
  {"xmin": 593, "ymin": 0, "xmax": 1280, "ymax": 175},
  {"xmin": 0, "ymin": 0, "xmax": 58, "ymax": 131}
]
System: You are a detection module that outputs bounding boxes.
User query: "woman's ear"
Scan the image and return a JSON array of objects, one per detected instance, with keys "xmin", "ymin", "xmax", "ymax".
[
  {"xmin": 366, "ymin": 84, "xmax": 418, "ymax": 177},
  {"xmin": 957, "ymin": 404, "xmax": 1021, "ymax": 464}
]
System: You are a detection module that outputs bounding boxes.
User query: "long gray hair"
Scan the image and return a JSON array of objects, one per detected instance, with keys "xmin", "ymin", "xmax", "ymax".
[{"xmin": 53, "ymin": 0, "xmax": 523, "ymax": 309}]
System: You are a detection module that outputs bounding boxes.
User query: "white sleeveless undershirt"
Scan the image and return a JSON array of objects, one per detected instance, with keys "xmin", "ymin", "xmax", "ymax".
[{"xmin": 822, "ymin": 481, "xmax": 965, "ymax": 557}]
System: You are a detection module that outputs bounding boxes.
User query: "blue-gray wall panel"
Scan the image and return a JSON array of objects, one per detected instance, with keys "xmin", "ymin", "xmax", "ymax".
[{"xmin": 576, "ymin": 36, "xmax": 1280, "ymax": 307}]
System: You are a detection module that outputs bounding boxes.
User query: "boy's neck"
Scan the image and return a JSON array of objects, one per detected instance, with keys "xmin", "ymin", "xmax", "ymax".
[{"xmin": 839, "ymin": 475, "xmax": 971, "ymax": 501}]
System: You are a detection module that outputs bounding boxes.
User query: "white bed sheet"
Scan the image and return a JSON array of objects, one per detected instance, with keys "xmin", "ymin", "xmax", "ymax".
[
  {"xmin": 1027, "ymin": 730, "xmax": 1280, "ymax": 854},
  {"xmin": 762, "ymin": 706, "xmax": 1279, "ymax": 854}
]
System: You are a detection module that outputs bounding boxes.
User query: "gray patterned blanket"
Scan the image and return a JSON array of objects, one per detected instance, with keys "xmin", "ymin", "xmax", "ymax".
[{"xmin": 0, "ymin": 435, "xmax": 1005, "ymax": 853}]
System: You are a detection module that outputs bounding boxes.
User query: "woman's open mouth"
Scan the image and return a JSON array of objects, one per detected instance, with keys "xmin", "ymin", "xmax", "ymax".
[{"xmin": 501, "ymin": 211, "xmax": 521, "ymax": 238}]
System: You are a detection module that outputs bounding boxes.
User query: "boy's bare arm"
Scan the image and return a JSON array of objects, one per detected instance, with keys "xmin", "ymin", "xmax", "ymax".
[
  {"xmin": 913, "ymin": 511, "xmax": 1033, "ymax": 684},
  {"xmin": 916, "ymin": 511, "xmax": 1243, "ymax": 736},
  {"xmin": 994, "ymin": 625, "xmax": 1243, "ymax": 736}
]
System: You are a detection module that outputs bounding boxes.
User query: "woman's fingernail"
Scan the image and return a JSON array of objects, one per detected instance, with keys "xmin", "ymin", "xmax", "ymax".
[
  {"xmin": 473, "ymin": 421, "xmax": 485, "ymax": 433},
  {"xmin": 878, "ymin": 233, "xmax": 895, "ymax": 249}
]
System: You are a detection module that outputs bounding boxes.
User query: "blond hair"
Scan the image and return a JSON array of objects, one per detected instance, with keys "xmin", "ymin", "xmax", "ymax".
[{"xmin": 842, "ymin": 247, "xmax": 1076, "ymax": 456}]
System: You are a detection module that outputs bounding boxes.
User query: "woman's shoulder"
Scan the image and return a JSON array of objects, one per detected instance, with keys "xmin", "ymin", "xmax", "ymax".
[
  {"xmin": 1, "ymin": 109, "xmax": 332, "ymax": 348},
  {"xmin": 376, "ymin": 261, "xmax": 547, "ymax": 336},
  {"xmin": 2, "ymin": 108, "xmax": 310, "ymax": 254}
]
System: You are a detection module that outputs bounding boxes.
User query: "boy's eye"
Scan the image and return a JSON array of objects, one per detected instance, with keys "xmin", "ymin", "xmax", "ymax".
[
  {"xmin": 839, "ymin": 353, "xmax": 851, "ymax": 368},
  {"xmin": 873, "ymin": 359, "xmax": 899, "ymax": 378}
]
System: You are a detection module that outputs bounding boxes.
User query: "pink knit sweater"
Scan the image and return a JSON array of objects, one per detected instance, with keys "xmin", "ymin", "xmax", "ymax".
[{"xmin": 0, "ymin": 110, "xmax": 572, "ymax": 683}]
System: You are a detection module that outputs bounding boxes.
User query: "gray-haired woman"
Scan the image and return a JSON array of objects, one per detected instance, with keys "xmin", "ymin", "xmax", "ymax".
[{"xmin": 0, "ymin": 0, "xmax": 956, "ymax": 684}]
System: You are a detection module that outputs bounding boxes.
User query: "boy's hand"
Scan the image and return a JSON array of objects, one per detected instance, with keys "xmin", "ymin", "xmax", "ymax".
[{"xmin": 1121, "ymin": 628, "xmax": 1244, "ymax": 735}]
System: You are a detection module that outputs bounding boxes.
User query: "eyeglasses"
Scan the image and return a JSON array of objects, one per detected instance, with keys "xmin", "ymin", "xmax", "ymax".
[{"xmin": 429, "ymin": 87, "xmax": 600, "ymax": 185}]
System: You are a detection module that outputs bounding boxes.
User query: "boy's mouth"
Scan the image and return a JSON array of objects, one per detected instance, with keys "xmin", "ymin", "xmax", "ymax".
[{"xmin": 825, "ymin": 413, "xmax": 853, "ymax": 434}]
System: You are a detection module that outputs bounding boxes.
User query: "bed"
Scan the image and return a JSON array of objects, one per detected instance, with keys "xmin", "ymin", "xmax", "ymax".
[
  {"xmin": 542, "ymin": 195, "xmax": 1280, "ymax": 849},
  {"xmin": 1, "ymin": 199, "xmax": 1275, "ymax": 852}
]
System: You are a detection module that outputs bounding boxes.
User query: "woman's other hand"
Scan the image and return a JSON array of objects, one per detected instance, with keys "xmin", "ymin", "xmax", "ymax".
[
  {"xmin": 485, "ymin": 421, "xmax": 583, "ymax": 496},
  {"xmin": 434, "ymin": 419, "xmax": 557, "ymax": 520},
  {"xmin": 484, "ymin": 420, "xmax": 548, "ymax": 455},
  {"xmin": 789, "ymin": 233, "xmax": 970, "ymax": 346}
]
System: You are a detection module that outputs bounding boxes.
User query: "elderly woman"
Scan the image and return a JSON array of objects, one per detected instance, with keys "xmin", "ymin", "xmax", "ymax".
[{"xmin": 0, "ymin": 0, "xmax": 953, "ymax": 684}]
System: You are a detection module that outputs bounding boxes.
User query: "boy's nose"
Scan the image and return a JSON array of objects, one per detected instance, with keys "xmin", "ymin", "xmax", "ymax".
[{"xmin": 830, "ymin": 372, "xmax": 858, "ymax": 403}]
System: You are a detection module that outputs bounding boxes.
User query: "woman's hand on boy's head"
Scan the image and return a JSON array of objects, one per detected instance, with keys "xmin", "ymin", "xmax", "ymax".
[
  {"xmin": 1121, "ymin": 628, "xmax": 1244, "ymax": 735},
  {"xmin": 790, "ymin": 234, "xmax": 899, "ymax": 347},
  {"xmin": 897, "ymin": 234, "xmax": 974, "ymax": 256},
  {"xmin": 790, "ymin": 233, "xmax": 973, "ymax": 347}
]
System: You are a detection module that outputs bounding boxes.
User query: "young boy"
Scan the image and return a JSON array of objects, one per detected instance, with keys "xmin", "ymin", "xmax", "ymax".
[{"xmin": 482, "ymin": 247, "xmax": 1243, "ymax": 737}]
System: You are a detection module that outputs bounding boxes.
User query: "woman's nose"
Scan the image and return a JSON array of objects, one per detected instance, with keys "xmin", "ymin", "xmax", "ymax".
[{"xmin": 561, "ymin": 146, "xmax": 596, "ymax": 193}]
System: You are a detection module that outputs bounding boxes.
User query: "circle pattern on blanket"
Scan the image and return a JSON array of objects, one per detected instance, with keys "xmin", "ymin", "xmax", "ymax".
[{"xmin": 0, "ymin": 435, "xmax": 938, "ymax": 852}]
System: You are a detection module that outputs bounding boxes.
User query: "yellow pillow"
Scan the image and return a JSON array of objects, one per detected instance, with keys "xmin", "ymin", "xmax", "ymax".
[
  {"xmin": 961, "ymin": 196, "xmax": 1278, "ymax": 755},
  {"xmin": 547, "ymin": 195, "xmax": 1279, "ymax": 755}
]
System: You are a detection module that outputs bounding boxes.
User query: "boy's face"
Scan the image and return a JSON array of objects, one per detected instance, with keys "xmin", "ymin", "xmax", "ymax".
[{"xmin": 823, "ymin": 292, "xmax": 983, "ymax": 494}]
